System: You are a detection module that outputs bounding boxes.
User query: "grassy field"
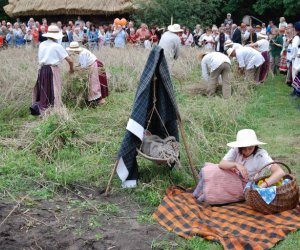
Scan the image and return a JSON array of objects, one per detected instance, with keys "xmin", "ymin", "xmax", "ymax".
[{"xmin": 0, "ymin": 47, "xmax": 299, "ymax": 249}]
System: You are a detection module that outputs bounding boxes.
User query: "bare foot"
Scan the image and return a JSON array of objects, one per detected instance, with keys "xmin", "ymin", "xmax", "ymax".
[{"xmin": 99, "ymin": 98, "xmax": 106, "ymax": 105}]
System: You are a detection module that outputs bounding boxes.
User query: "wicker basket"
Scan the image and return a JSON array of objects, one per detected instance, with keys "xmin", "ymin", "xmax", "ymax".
[{"xmin": 244, "ymin": 161, "xmax": 299, "ymax": 214}]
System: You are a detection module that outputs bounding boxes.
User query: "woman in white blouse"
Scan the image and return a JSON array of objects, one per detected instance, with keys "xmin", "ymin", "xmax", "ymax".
[
  {"xmin": 67, "ymin": 41, "xmax": 109, "ymax": 105},
  {"xmin": 227, "ymin": 47, "xmax": 265, "ymax": 83},
  {"xmin": 199, "ymin": 28, "xmax": 215, "ymax": 50},
  {"xmin": 219, "ymin": 129, "xmax": 284, "ymax": 186},
  {"xmin": 193, "ymin": 129, "xmax": 285, "ymax": 205},
  {"xmin": 249, "ymin": 32, "xmax": 270, "ymax": 82}
]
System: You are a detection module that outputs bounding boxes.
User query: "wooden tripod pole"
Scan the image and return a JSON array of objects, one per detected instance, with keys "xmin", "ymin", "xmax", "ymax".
[
  {"xmin": 104, "ymin": 160, "xmax": 119, "ymax": 196},
  {"xmin": 176, "ymin": 113, "xmax": 198, "ymax": 184},
  {"xmin": 104, "ymin": 117, "xmax": 198, "ymax": 196}
]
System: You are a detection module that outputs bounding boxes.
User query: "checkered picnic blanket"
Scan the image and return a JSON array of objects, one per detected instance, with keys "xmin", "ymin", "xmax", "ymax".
[{"xmin": 153, "ymin": 186, "xmax": 300, "ymax": 250}]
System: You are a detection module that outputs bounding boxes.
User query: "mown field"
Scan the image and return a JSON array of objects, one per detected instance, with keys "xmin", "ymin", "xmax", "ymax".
[{"xmin": 0, "ymin": 47, "xmax": 299, "ymax": 249}]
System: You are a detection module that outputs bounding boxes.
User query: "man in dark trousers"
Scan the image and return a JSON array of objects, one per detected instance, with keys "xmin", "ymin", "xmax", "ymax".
[{"xmin": 231, "ymin": 24, "xmax": 242, "ymax": 44}]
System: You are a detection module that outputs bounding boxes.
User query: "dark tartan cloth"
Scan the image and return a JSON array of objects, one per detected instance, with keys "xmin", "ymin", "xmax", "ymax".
[
  {"xmin": 154, "ymin": 186, "xmax": 300, "ymax": 250},
  {"xmin": 117, "ymin": 45, "xmax": 179, "ymax": 185}
]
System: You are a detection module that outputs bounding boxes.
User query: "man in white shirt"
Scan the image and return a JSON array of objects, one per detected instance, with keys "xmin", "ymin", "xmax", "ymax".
[
  {"xmin": 158, "ymin": 24, "xmax": 182, "ymax": 70},
  {"xmin": 227, "ymin": 47, "xmax": 265, "ymax": 83},
  {"xmin": 199, "ymin": 52, "xmax": 232, "ymax": 98},
  {"xmin": 31, "ymin": 25, "xmax": 74, "ymax": 116}
]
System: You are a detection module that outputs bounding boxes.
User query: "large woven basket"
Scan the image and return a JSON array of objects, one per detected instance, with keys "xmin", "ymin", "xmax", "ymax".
[{"xmin": 244, "ymin": 161, "xmax": 299, "ymax": 214}]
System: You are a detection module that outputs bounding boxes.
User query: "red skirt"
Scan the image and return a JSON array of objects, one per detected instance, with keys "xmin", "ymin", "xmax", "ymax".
[
  {"xmin": 279, "ymin": 51, "xmax": 287, "ymax": 72},
  {"xmin": 259, "ymin": 51, "xmax": 270, "ymax": 82},
  {"xmin": 97, "ymin": 60, "xmax": 109, "ymax": 99}
]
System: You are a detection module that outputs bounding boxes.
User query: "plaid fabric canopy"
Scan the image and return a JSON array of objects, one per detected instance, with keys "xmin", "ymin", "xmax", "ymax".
[
  {"xmin": 154, "ymin": 186, "xmax": 300, "ymax": 250},
  {"xmin": 116, "ymin": 45, "xmax": 179, "ymax": 188}
]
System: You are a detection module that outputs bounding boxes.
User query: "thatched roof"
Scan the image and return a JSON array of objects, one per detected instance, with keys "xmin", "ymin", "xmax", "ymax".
[{"xmin": 4, "ymin": 0, "xmax": 135, "ymax": 17}]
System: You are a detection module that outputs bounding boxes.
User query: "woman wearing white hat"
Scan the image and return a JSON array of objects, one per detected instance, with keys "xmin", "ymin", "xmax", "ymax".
[
  {"xmin": 249, "ymin": 32, "xmax": 270, "ymax": 82},
  {"xmin": 31, "ymin": 25, "xmax": 74, "ymax": 116},
  {"xmin": 219, "ymin": 129, "xmax": 284, "ymax": 184},
  {"xmin": 193, "ymin": 129, "xmax": 285, "ymax": 205},
  {"xmin": 223, "ymin": 39, "xmax": 243, "ymax": 52},
  {"xmin": 67, "ymin": 41, "xmax": 109, "ymax": 105}
]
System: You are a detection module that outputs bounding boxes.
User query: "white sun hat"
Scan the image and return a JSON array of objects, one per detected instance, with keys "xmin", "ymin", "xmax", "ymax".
[
  {"xmin": 224, "ymin": 39, "xmax": 234, "ymax": 47},
  {"xmin": 168, "ymin": 24, "xmax": 183, "ymax": 33},
  {"xmin": 42, "ymin": 25, "xmax": 63, "ymax": 40},
  {"xmin": 257, "ymin": 32, "xmax": 268, "ymax": 40},
  {"xmin": 227, "ymin": 129, "xmax": 266, "ymax": 148},
  {"xmin": 226, "ymin": 48, "xmax": 235, "ymax": 57},
  {"xmin": 66, "ymin": 41, "xmax": 82, "ymax": 52}
]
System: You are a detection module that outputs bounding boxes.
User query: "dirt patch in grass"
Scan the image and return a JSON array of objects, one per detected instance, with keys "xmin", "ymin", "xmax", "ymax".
[{"xmin": 0, "ymin": 187, "xmax": 175, "ymax": 250}]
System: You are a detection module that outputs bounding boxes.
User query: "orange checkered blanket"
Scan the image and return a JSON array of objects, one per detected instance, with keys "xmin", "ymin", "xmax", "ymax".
[{"xmin": 153, "ymin": 186, "xmax": 300, "ymax": 250}]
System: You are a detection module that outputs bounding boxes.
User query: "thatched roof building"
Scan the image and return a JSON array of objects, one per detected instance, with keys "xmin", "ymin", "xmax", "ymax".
[{"xmin": 4, "ymin": 0, "xmax": 135, "ymax": 17}]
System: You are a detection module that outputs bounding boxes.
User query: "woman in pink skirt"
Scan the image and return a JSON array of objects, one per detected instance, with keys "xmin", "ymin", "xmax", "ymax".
[
  {"xmin": 249, "ymin": 32, "xmax": 270, "ymax": 82},
  {"xmin": 67, "ymin": 41, "xmax": 109, "ymax": 105},
  {"xmin": 193, "ymin": 129, "xmax": 285, "ymax": 205}
]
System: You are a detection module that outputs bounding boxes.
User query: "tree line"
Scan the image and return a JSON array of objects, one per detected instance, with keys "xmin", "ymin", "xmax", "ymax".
[{"xmin": 132, "ymin": 0, "xmax": 299, "ymax": 29}]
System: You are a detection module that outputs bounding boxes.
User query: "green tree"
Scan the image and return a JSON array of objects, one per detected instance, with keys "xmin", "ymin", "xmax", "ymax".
[
  {"xmin": 0, "ymin": 0, "xmax": 9, "ymax": 21},
  {"xmin": 222, "ymin": 0, "xmax": 257, "ymax": 24},
  {"xmin": 131, "ymin": 0, "xmax": 222, "ymax": 29},
  {"xmin": 253, "ymin": 0, "xmax": 300, "ymax": 17},
  {"xmin": 222, "ymin": 0, "xmax": 299, "ymax": 25}
]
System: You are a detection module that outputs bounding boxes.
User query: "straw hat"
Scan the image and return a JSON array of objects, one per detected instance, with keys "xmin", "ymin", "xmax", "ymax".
[
  {"xmin": 257, "ymin": 32, "xmax": 268, "ymax": 39},
  {"xmin": 66, "ymin": 41, "xmax": 82, "ymax": 52},
  {"xmin": 168, "ymin": 24, "xmax": 183, "ymax": 33},
  {"xmin": 227, "ymin": 129, "xmax": 266, "ymax": 148},
  {"xmin": 198, "ymin": 51, "xmax": 209, "ymax": 60},
  {"xmin": 226, "ymin": 48, "xmax": 234, "ymax": 57},
  {"xmin": 224, "ymin": 40, "xmax": 234, "ymax": 47},
  {"xmin": 42, "ymin": 25, "xmax": 63, "ymax": 40}
]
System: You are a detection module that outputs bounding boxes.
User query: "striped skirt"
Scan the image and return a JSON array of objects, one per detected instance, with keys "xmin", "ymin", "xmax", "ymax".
[
  {"xmin": 32, "ymin": 65, "xmax": 62, "ymax": 114},
  {"xmin": 279, "ymin": 50, "xmax": 288, "ymax": 73}
]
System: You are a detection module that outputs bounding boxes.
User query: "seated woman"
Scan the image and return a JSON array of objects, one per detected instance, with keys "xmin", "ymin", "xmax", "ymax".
[
  {"xmin": 193, "ymin": 129, "xmax": 285, "ymax": 205},
  {"xmin": 66, "ymin": 41, "xmax": 109, "ymax": 105}
]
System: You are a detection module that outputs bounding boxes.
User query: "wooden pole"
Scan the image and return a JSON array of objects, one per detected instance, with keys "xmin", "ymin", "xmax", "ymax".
[
  {"xmin": 171, "ymin": 15, "xmax": 173, "ymax": 25},
  {"xmin": 104, "ymin": 160, "xmax": 119, "ymax": 196},
  {"xmin": 176, "ymin": 113, "xmax": 198, "ymax": 184}
]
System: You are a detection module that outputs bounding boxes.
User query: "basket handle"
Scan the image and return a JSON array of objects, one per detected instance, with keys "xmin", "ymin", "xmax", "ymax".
[{"xmin": 250, "ymin": 161, "xmax": 291, "ymax": 189}]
